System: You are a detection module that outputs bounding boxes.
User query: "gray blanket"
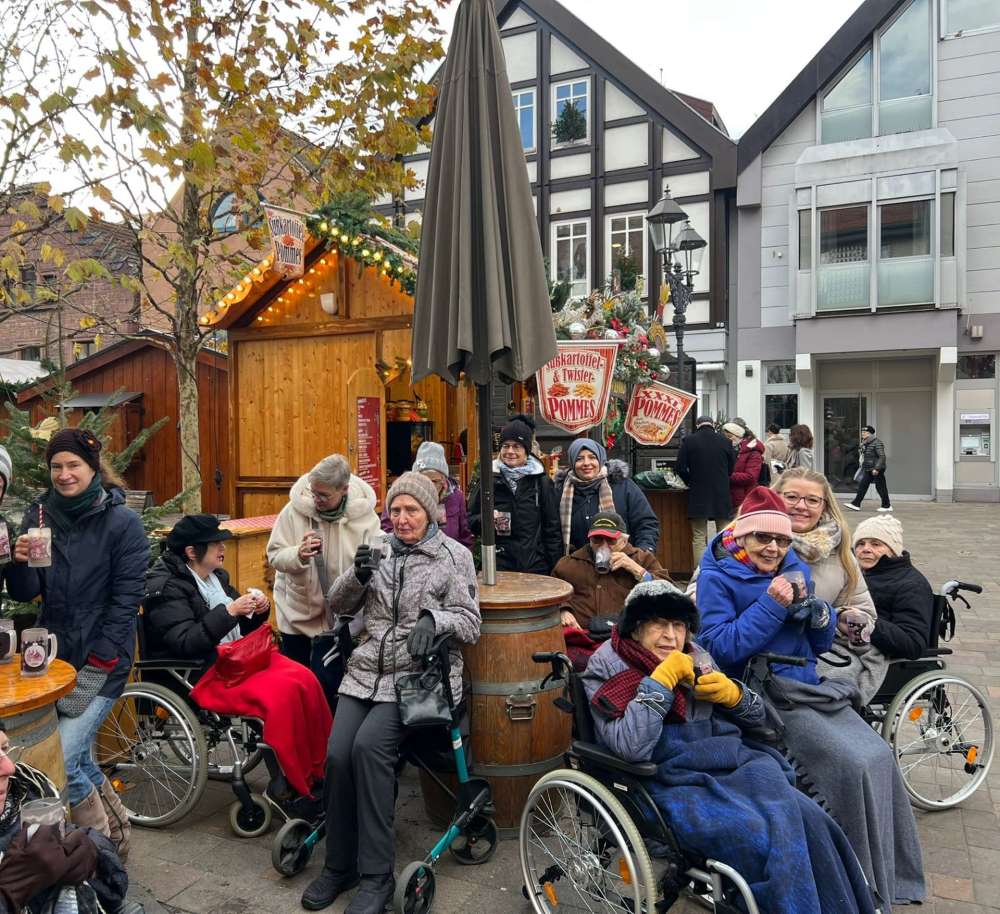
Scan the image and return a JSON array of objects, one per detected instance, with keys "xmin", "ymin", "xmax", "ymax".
[{"xmin": 767, "ymin": 675, "xmax": 926, "ymax": 907}]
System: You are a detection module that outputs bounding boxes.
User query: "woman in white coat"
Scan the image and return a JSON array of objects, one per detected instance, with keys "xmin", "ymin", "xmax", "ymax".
[{"xmin": 267, "ymin": 454, "xmax": 380, "ymax": 666}]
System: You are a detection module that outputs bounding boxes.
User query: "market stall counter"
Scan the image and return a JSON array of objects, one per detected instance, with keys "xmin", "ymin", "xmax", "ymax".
[{"xmin": 640, "ymin": 487, "xmax": 694, "ymax": 579}]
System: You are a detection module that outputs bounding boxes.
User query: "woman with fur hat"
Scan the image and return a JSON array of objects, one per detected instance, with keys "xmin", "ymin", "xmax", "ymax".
[
  {"xmin": 583, "ymin": 581, "xmax": 877, "ymax": 914},
  {"xmin": 467, "ymin": 414, "xmax": 560, "ymax": 573},
  {"xmin": 5, "ymin": 427, "xmax": 147, "ymax": 860},
  {"xmin": 555, "ymin": 436, "xmax": 659, "ymax": 555},
  {"xmin": 696, "ymin": 486, "xmax": 925, "ymax": 908},
  {"xmin": 853, "ymin": 515, "xmax": 933, "ymax": 661}
]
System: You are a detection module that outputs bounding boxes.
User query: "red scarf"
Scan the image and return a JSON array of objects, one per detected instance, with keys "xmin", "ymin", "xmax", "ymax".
[{"xmin": 591, "ymin": 628, "xmax": 688, "ymax": 722}]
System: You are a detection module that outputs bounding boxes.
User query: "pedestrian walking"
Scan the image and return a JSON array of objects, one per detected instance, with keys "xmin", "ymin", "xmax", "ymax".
[
  {"xmin": 675, "ymin": 417, "xmax": 735, "ymax": 565},
  {"xmin": 722, "ymin": 421, "xmax": 766, "ymax": 508},
  {"xmin": 786, "ymin": 424, "xmax": 815, "ymax": 470},
  {"xmin": 763, "ymin": 423, "xmax": 789, "ymax": 470},
  {"xmin": 846, "ymin": 425, "xmax": 891, "ymax": 512}
]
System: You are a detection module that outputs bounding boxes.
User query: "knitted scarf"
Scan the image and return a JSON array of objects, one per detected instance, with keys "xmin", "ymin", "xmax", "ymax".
[
  {"xmin": 43, "ymin": 474, "xmax": 105, "ymax": 531},
  {"xmin": 496, "ymin": 456, "xmax": 541, "ymax": 494},
  {"xmin": 720, "ymin": 522, "xmax": 758, "ymax": 571},
  {"xmin": 317, "ymin": 494, "xmax": 348, "ymax": 523},
  {"xmin": 560, "ymin": 467, "xmax": 615, "ymax": 555},
  {"xmin": 590, "ymin": 628, "xmax": 688, "ymax": 722},
  {"xmin": 791, "ymin": 518, "xmax": 842, "ymax": 564}
]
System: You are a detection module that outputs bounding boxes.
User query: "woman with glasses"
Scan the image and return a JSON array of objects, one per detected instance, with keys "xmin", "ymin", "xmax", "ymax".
[
  {"xmin": 696, "ymin": 486, "xmax": 925, "ymax": 909},
  {"xmin": 267, "ymin": 454, "xmax": 380, "ymax": 668},
  {"xmin": 772, "ymin": 468, "xmax": 886, "ymax": 705}
]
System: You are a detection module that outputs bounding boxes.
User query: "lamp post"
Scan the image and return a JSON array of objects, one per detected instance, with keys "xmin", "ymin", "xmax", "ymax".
[{"xmin": 647, "ymin": 189, "xmax": 707, "ymax": 396}]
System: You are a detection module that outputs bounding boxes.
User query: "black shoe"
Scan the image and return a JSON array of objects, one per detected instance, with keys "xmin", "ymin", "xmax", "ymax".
[
  {"xmin": 301, "ymin": 867, "xmax": 360, "ymax": 911},
  {"xmin": 344, "ymin": 874, "xmax": 395, "ymax": 914}
]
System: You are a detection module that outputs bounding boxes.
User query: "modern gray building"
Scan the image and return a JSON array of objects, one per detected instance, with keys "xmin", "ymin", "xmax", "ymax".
[{"xmin": 735, "ymin": 0, "xmax": 1000, "ymax": 502}]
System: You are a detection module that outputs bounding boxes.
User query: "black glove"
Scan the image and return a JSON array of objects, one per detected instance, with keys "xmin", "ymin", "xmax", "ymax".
[
  {"xmin": 787, "ymin": 595, "xmax": 832, "ymax": 629},
  {"xmin": 353, "ymin": 544, "xmax": 379, "ymax": 585},
  {"xmin": 0, "ymin": 825, "xmax": 70, "ymax": 910},
  {"xmin": 61, "ymin": 829, "xmax": 99, "ymax": 885},
  {"xmin": 406, "ymin": 613, "xmax": 436, "ymax": 658}
]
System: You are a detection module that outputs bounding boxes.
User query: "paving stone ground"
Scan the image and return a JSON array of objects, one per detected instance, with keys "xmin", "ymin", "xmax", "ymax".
[{"xmin": 126, "ymin": 501, "xmax": 1000, "ymax": 914}]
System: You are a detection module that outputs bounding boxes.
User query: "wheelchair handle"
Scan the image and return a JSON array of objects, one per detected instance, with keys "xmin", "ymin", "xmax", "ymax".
[
  {"xmin": 758, "ymin": 653, "xmax": 808, "ymax": 668},
  {"xmin": 532, "ymin": 651, "xmax": 572, "ymax": 687},
  {"xmin": 941, "ymin": 580, "xmax": 982, "ymax": 595}
]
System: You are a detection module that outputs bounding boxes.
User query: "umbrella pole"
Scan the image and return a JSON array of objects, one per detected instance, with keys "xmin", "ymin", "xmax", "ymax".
[{"xmin": 477, "ymin": 380, "xmax": 497, "ymax": 586}]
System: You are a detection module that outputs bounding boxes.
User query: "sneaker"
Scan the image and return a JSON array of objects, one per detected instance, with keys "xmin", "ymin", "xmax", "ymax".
[
  {"xmin": 301, "ymin": 867, "xmax": 360, "ymax": 911},
  {"xmin": 877, "ymin": 506, "xmax": 893, "ymax": 512},
  {"xmin": 845, "ymin": 502, "xmax": 861, "ymax": 511}
]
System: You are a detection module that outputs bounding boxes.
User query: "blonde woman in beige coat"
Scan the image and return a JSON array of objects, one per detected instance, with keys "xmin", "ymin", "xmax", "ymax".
[
  {"xmin": 772, "ymin": 468, "xmax": 886, "ymax": 703},
  {"xmin": 267, "ymin": 454, "xmax": 380, "ymax": 667}
]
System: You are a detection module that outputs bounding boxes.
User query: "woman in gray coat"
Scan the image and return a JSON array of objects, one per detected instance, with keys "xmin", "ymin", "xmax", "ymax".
[{"xmin": 302, "ymin": 472, "xmax": 480, "ymax": 914}]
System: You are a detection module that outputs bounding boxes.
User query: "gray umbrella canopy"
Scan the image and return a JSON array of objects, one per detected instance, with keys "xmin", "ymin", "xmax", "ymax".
[{"xmin": 411, "ymin": 0, "xmax": 556, "ymax": 386}]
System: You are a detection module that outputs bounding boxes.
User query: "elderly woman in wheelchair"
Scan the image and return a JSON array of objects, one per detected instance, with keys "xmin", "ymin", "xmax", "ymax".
[
  {"xmin": 579, "ymin": 580, "xmax": 877, "ymax": 914},
  {"xmin": 695, "ymin": 487, "xmax": 925, "ymax": 908},
  {"xmin": 143, "ymin": 515, "xmax": 332, "ymax": 824}
]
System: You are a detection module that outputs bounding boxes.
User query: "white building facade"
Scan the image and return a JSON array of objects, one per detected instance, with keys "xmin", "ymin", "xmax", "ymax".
[{"xmin": 736, "ymin": 0, "xmax": 1000, "ymax": 501}]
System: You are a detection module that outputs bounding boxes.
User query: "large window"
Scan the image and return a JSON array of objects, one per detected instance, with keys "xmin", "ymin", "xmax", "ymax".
[
  {"xmin": 552, "ymin": 219, "xmax": 590, "ymax": 299},
  {"xmin": 957, "ymin": 354, "xmax": 996, "ymax": 379},
  {"xmin": 798, "ymin": 210, "xmax": 812, "ymax": 270},
  {"xmin": 512, "ymin": 89, "xmax": 535, "ymax": 152},
  {"xmin": 817, "ymin": 206, "xmax": 869, "ymax": 310},
  {"xmin": 552, "ymin": 79, "xmax": 589, "ymax": 144},
  {"xmin": 944, "ymin": 0, "xmax": 1000, "ymax": 34},
  {"xmin": 820, "ymin": 0, "xmax": 931, "ymax": 143},
  {"xmin": 608, "ymin": 213, "xmax": 645, "ymax": 290},
  {"xmin": 878, "ymin": 200, "xmax": 933, "ymax": 306}
]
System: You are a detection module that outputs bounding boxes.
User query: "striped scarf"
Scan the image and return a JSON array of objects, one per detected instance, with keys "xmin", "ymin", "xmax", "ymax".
[
  {"xmin": 560, "ymin": 467, "xmax": 615, "ymax": 555},
  {"xmin": 721, "ymin": 522, "xmax": 758, "ymax": 571}
]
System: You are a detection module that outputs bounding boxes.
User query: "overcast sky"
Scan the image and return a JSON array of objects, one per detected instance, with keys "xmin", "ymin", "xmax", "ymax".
[{"xmin": 440, "ymin": 0, "xmax": 867, "ymax": 138}]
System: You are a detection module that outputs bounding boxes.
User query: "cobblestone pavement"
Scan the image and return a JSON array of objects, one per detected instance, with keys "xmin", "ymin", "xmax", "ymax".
[{"xmin": 126, "ymin": 501, "xmax": 1000, "ymax": 914}]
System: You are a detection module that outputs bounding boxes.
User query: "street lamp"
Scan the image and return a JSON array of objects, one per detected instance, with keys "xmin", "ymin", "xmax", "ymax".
[{"xmin": 648, "ymin": 188, "xmax": 706, "ymax": 395}]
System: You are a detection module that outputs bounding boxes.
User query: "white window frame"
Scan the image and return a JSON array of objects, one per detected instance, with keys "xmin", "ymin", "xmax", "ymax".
[
  {"xmin": 551, "ymin": 77, "xmax": 590, "ymax": 146},
  {"xmin": 941, "ymin": 0, "xmax": 1000, "ymax": 37},
  {"xmin": 512, "ymin": 88, "xmax": 536, "ymax": 154},
  {"xmin": 551, "ymin": 217, "xmax": 591, "ymax": 300},
  {"xmin": 817, "ymin": 0, "xmax": 935, "ymax": 143},
  {"xmin": 876, "ymin": 194, "xmax": 936, "ymax": 308},
  {"xmin": 605, "ymin": 211, "xmax": 646, "ymax": 293}
]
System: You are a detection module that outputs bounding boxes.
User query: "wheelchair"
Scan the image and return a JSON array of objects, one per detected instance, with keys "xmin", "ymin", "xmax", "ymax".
[
  {"xmin": 271, "ymin": 627, "xmax": 498, "ymax": 914},
  {"xmin": 518, "ymin": 650, "xmax": 761, "ymax": 914},
  {"xmin": 857, "ymin": 579, "xmax": 994, "ymax": 810},
  {"xmin": 94, "ymin": 613, "xmax": 308, "ymax": 838}
]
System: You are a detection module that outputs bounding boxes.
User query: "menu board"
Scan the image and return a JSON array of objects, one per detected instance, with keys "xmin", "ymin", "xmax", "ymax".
[
  {"xmin": 535, "ymin": 341, "xmax": 621, "ymax": 434},
  {"xmin": 356, "ymin": 396, "xmax": 382, "ymax": 496}
]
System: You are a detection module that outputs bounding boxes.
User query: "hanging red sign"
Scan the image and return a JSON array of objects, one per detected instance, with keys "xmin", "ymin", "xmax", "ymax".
[
  {"xmin": 535, "ymin": 341, "xmax": 621, "ymax": 434},
  {"xmin": 356, "ymin": 396, "xmax": 382, "ymax": 497},
  {"xmin": 624, "ymin": 381, "xmax": 697, "ymax": 446}
]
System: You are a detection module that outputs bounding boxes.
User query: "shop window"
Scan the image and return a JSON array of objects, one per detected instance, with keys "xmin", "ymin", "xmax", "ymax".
[
  {"xmin": 878, "ymin": 0, "xmax": 932, "ymax": 135},
  {"xmin": 766, "ymin": 362, "xmax": 796, "ymax": 384},
  {"xmin": 878, "ymin": 199, "xmax": 933, "ymax": 306},
  {"xmin": 608, "ymin": 213, "xmax": 644, "ymax": 290},
  {"xmin": 765, "ymin": 394, "xmax": 798, "ymax": 430},
  {"xmin": 944, "ymin": 0, "xmax": 1000, "ymax": 34},
  {"xmin": 552, "ymin": 219, "xmax": 589, "ymax": 299},
  {"xmin": 957, "ymin": 354, "xmax": 996, "ymax": 379},
  {"xmin": 821, "ymin": 50, "xmax": 872, "ymax": 143},
  {"xmin": 941, "ymin": 193, "xmax": 955, "ymax": 257},
  {"xmin": 818, "ymin": 205, "xmax": 869, "ymax": 310},
  {"xmin": 513, "ymin": 89, "xmax": 535, "ymax": 152},
  {"xmin": 798, "ymin": 210, "xmax": 812, "ymax": 270}
]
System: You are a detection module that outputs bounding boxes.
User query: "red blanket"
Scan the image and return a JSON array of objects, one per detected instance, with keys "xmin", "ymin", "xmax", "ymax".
[{"xmin": 191, "ymin": 651, "xmax": 332, "ymax": 797}]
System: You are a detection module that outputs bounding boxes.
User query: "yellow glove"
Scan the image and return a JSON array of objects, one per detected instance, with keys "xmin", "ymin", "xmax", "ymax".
[
  {"xmin": 650, "ymin": 651, "xmax": 695, "ymax": 691},
  {"xmin": 693, "ymin": 671, "xmax": 742, "ymax": 708}
]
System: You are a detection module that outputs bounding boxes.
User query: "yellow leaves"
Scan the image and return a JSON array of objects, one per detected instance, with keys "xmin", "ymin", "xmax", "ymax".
[
  {"xmin": 186, "ymin": 141, "xmax": 216, "ymax": 173},
  {"xmin": 79, "ymin": 315, "xmax": 98, "ymax": 330},
  {"xmin": 47, "ymin": 195, "xmax": 65, "ymax": 214},
  {"xmin": 147, "ymin": 73, "xmax": 174, "ymax": 92},
  {"xmin": 63, "ymin": 207, "xmax": 89, "ymax": 231}
]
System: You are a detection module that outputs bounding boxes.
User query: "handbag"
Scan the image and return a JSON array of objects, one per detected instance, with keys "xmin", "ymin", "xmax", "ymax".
[
  {"xmin": 395, "ymin": 666, "xmax": 452, "ymax": 728},
  {"xmin": 853, "ymin": 467, "xmax": 865, "ymax": 483},
  {"xmin": 214, "ymin": 624, "xmax": 274, "ymax": 687}
]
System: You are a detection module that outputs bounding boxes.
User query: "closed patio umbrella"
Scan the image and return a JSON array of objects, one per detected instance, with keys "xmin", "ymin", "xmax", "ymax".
[{"xmin": 411, "ymin": 0, "xmax": 556, "ymax": 584}]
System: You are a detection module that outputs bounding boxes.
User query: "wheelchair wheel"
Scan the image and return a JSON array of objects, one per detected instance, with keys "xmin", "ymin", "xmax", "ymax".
[
  {"xmin": 229, "ymin": 793, "xmax": 273, "ymax": 838},
  {"xmin": 394, "ymin": 861, "xmax": 435, "ymax": 914},
  {"xmin": 448, "ymin": 815, "xmax": 498, "ymax": 865},
  {"xmin": 272, "ymin": 818, "xmax": 315, "ymax": 876},
  {"xmin": 519, "ymin": 769, "xmax": 655, "ymax": 914},
  {"xmin": 97, "ymin": 682, "xmax": 208, "ymax": 827},
  {"xmin": 883, "ymin": 672, "xmax": 994, "ymax": 810}
]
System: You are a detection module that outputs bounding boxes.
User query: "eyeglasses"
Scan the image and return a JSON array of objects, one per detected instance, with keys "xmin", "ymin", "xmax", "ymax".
[
  {"xmin": 780, "ymin": 492, "xmax": 825, "ymax": 510},
  {"xmin": 750, "ymin": 531, "xmax": 792, "ymax": 549},
  {"xmin": 0, "ymin": 744, "xmax": 23, "ymax": 764}
]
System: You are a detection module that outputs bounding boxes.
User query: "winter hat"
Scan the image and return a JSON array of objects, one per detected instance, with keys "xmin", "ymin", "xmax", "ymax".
[
  {"xmin": 619, "ymin": 579, "xmax": 698, "ymax": 638},
  {"xmin": 853, "ymin": 515, "xmax": 904, "ymax": 557},
  {"xmin": 862, "ymin": 425, "xmax": 876, "ymax": 435},
  {"xmin": 695, "ymin": 416, "xmax": 714, "ymax": 427},
  {"xmin": 167, "ymin": 514, "xmax": 233, "ymax": 553},
  {"xmin": 386, "ymin": 471, "xmax": 439, "ymax": 521},
  {"xmin": 413, "ymin": 441, "xmax": 450, "ymax": 478},
  {"xmin": 499, "ymin": 414, "xmax": 534, "ymax": 452},
  {"xmin": 732, "ymin": 486, "xmax": 793, "ymax": 540},
  {"xmin": 722, "ymin": 421, "xmax": 745, "ymax": 439},
  {"xmin": 568, "ymin": 437, "xmax": 607, "ymax": 467},
  {"xmin": 45, "ymin": 427, "xmax": 102, "ymax": 474},
  {"xmin": 0, "ymin": 445, "xmax": 11, "ymax": 499}
]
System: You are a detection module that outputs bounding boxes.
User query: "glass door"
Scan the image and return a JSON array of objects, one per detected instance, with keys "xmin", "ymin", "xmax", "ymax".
[{"xmin": 823, "ymin": 394, "xmax": 868, "ymax": 492}]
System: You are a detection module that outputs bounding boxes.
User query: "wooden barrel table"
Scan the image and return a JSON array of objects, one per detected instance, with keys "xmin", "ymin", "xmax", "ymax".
[
  {"xmin": 0, "ymin": 657, "xmax": 76, "ymax": 790},
  {"xmin": 419, "ymin": 572, "xmax": 572, "ymax": 835}
]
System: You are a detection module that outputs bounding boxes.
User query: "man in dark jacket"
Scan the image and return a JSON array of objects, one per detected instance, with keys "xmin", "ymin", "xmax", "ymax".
[
  {"xmin": 852, "ymin": 515, "xmax": 932, "ymax": 661},
  {"xmin": 675, "ymin": 417, "xmax": 735, "ymax": 566},
  {"xmin": 847, "ymin": 425, "xmax": 891, "ymax": 512}
]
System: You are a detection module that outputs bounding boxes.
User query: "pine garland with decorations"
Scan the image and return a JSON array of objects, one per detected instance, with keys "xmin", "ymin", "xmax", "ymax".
[{"xmin": 306, "ymin": 193, "xmax": 419, "ymax": 295}]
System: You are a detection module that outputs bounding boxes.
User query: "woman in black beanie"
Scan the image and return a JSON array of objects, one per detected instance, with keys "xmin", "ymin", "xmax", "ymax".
[
  {"xmin": 6, "ymin": 427, "xmax": 147, "ymax": 859},
  {"xmin": 467, "ymin": 414, "xmax": 562, "ymax": 574}
]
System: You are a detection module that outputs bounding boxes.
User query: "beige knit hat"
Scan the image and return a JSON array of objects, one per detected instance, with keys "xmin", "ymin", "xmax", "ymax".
[
  {"xmin": 386, "ymin": 470, "xmax": 439, "ymax": 521},
  {"xmin": 722, "ymin": 421, "xmax": 745, "ymax": 438},
  {"xmin": 853, "ymin": 515, "xmax": 904, "ymax": 557}
]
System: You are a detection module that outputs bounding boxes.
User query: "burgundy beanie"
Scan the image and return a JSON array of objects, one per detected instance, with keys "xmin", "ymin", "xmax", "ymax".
[
  {"xmin": 45, "ymin": 427, "xmax": 103, "ymax": 474},
  {"xmin": 733, "ymin": 486, "xmax": 792, "ymax": 540}
]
